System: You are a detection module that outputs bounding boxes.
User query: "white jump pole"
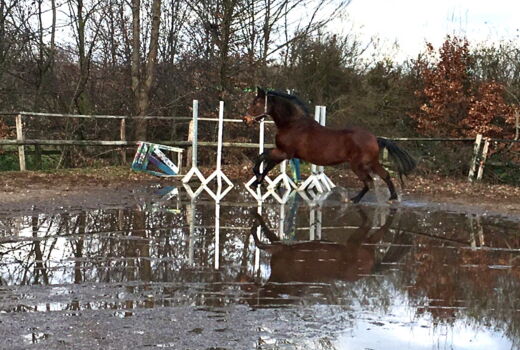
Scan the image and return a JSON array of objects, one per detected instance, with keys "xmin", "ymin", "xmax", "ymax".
[
  {"xmin": 202, "ymin": 101, "xmax": 233, "ymax": 201},
  {"xmin": 468, "ymin": 134, "xmax": 483, "ymax": 182},
  {"xmin": 266, "ymin": 153, "xmax": 298, "ymax": 194},
  {"xmin": 182, "ymin": 100, "xmax": 208, "ymax": 198},
  {"xmin": 476, "ymin": 137, "xmax": 491, "ymax": 181},
  {"xmin": 182, "ymin": 100, "xmax": 205, "ymax": 184}
]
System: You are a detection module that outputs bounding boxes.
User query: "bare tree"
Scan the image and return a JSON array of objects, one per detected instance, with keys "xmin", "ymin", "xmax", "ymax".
[
  {"xmin": 68, "ymin": 0, "xmax": 102, "ymax": 114},
  {"xmin": 33, "ymin": 0, "xmax": 57, "ymax": 111},
  {"xmin": 160, "ymin": 0, "xmax": 189, "ymax": 64},
  {"xmin": 132, "ymin": 0, "xmax": 162, "ymax": 141}
]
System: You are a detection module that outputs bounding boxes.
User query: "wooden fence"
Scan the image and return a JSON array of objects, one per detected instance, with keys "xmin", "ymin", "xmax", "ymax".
[{"xmin": 0, "ymin": 111, "xmax": 519, "ymax": 182}]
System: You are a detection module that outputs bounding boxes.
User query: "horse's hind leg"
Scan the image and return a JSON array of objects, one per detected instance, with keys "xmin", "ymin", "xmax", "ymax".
[
  {"xmin": 254, "ymin": 213, "xmax": 281, "ymax": 243},
  {"xmin": 371, "ymin": 162, "xmax": 398, "ymax": 201},
  {"xmin": 350, "ymin": 164, "xmax": 374, "ymax": 203}
]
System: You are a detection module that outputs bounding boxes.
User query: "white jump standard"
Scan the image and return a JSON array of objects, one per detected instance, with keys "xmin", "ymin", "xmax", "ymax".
[
  {"xmin": 182, "ymin": 100, "xmax": 206, "ymax": 182},
  {"xmin": 201, "ymin": 101, "xmax": 234, "ymax": 201}
]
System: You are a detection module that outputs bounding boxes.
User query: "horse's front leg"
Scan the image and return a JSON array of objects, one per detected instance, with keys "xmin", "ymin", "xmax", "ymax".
[
  {"xmin": 252, "ymin": 151, "xmax": 269, "ymax": 187},
  {"xmin": 251, "ymin": 148, "xmax": 289, "ymax": 188}
]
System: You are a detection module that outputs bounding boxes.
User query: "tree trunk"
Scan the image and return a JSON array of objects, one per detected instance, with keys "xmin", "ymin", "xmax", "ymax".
[{"xmin": 133, "ymin": 0, "xmax": 162, "ymax": 141}]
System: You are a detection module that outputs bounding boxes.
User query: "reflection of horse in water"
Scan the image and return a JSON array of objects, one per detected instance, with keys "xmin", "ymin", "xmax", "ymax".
[{"xmin": 240, "ymin": 207, "xmax": 410, "ymax": 307}]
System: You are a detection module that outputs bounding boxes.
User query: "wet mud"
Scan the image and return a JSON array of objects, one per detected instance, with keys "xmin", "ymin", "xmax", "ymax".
[{"xmin": 1, "ymin": 185, "xmax": 519, "ymax": 349}]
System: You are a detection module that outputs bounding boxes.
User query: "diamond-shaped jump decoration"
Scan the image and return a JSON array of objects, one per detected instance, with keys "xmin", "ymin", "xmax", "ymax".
[
  {"xmin": 298, "ymin": 167, "xmax": 324, "ymax": 193},
  {"xmin": 245, "ymin": 174, "xmax": 273, "ymax": 201},
  {"xmin": 266, "ymin": 160, "xmax": 298, "ymax": 192},
  {"xmin": 317, "ymin": 172, "xmax": 335, "ymax": 191},
  {"xmin": 202, "ymin": 170, "xmax": 234, "ymax": 201},
  {"xmin": 183, "ymin": 183, "xmax": 206, "ymax": 199},
  {"xmin": 262, "ymin": 186, "xmax": 292, "ymax": 204},
  {"xmin": 182, "ymin": 166, "xmax": 206, "ymax": 184}
]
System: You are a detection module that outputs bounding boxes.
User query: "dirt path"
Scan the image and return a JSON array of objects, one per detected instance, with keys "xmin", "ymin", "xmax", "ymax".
[{"xmin": 0, "ymin": 166, "xmax": 519, "ymax": 216}]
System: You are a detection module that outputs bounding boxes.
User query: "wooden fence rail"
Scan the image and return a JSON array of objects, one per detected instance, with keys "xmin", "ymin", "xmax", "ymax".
[{"xmin": 1, "ymin": 111, "xmax": 519, "ymax": 181}]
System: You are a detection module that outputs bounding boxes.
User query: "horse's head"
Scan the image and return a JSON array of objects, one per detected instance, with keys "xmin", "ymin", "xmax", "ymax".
[
  {"xmin": 242, "ymin": 87, "xmax": 309, "ymax": 127},
  {"xmin": 242, "ymin": 87, "xmax": 267, "ymax": 126}
]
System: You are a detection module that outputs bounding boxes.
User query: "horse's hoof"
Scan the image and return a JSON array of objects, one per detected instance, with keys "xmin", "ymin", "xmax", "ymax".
[
  {"xmin": 350, "ymin": 197, "xmax": 361, "ymax": 204},
  {"xmin": 387, "ymin": 196, "xmax": 400, "ymax": 204}
]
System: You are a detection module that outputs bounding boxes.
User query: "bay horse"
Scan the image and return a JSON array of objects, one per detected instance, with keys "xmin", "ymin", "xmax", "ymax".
[{"xmin": 242, "ymin": 88, "xmax": 416, "ymax": 203}]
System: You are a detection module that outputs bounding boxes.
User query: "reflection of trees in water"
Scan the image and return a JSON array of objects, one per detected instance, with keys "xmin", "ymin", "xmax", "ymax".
[
  {"xmin": 400, "ymin": 224, "xmax": 520, "ymax": 346},
  {"xmin": 1, "ymin": 204, "xmax": 519, "ymax": 344},
  {"xmin": 0, "ymin": 204, "xmax": 258, "ymax": 311}
]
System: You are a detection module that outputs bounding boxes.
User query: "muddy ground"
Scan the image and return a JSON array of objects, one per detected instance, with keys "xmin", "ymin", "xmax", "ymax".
[{"xmin": 0, "ymin": 166, "xmax": 519, "ymax": 216}]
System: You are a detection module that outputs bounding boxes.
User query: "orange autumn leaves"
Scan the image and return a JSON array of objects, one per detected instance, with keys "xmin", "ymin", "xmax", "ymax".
[{"xmin": 412, "ymin": 37, "xmax": 517, "ymax": 139}]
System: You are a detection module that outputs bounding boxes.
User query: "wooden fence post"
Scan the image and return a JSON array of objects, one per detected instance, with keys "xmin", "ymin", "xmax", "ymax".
[
  {"xmin": 15, "ymin": 114, "xmax": 26, "ymax": 171},
  {"xmin": 120, "ymin": 118, "xmax": 127, "ymax": 164},
  {"xmin": 468, "ymin": 134, "xmax": 482, "ymax": 182},
  {"xmin": 476, "ymin": 137, "xmax": 490, "ymax": 181}
]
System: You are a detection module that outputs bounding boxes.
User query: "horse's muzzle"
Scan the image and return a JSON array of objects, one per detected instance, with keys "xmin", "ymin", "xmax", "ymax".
[{"xmin": 242, "ymin": 115, "xmax": 258, "ymax": 126}]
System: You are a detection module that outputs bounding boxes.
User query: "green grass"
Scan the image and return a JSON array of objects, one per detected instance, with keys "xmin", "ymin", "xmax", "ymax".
[{"xmin": 0, "ymin": 151, "xmax": 61, "ymax": 171}]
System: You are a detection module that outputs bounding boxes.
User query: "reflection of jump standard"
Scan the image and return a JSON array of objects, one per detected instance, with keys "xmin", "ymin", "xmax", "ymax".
[
  {"xmin": 187, "ymin": 197, "xmax": 196, "ymax": 265},
  {"xmin": 309, "ymin": 205, "xmax": 322, "ymax": 240},
  {"xmin": 201, "ymin": 101, "xmax": 234, "ymax": 201},
  {"xmin": 214, "ymin": 201, "xmax": 221, "ymax": 269}
]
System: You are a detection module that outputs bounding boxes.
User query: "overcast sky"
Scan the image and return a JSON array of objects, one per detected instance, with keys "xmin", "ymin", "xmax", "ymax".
[{"xmin": 342, "ymin": 0, "xmax": 520, "ymax": 61}]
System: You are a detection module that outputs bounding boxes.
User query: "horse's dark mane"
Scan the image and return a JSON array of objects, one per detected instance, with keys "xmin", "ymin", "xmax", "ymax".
[{"xmin": 266, "ymin": 90, "xmax": 310, "ymax": 117}]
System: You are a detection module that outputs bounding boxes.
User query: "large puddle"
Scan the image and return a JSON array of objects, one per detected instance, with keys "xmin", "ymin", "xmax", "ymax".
[{"xmin": 1, "ymin": 185, "xmax": 519, "ymax": 349}]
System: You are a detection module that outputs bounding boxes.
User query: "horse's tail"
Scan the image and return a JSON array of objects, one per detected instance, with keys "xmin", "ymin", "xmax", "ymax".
[{"xmin": 377, "ymin": 137, "xmax": 416, "ymax": 186}]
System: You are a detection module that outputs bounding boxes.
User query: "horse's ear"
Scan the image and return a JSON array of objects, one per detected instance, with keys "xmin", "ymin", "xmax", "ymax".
[{"xmin": 256, "ymin": 87, "xmax": 266, "ymax": 98}]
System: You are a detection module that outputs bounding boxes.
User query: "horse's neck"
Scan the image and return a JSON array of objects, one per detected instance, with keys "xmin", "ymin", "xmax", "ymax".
[
  {"xmin": 271, "ymin": 111, "xmax": 309, "ymax": 128},
  {"xmin": 269, "ymin": 99, "xmax": 304, "ymax": 127}
]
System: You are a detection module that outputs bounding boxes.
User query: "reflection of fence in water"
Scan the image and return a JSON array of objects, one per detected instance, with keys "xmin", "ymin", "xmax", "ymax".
[{"xmin": 1, "ymin": 198, "xmax": 510, "ymax": 289}]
